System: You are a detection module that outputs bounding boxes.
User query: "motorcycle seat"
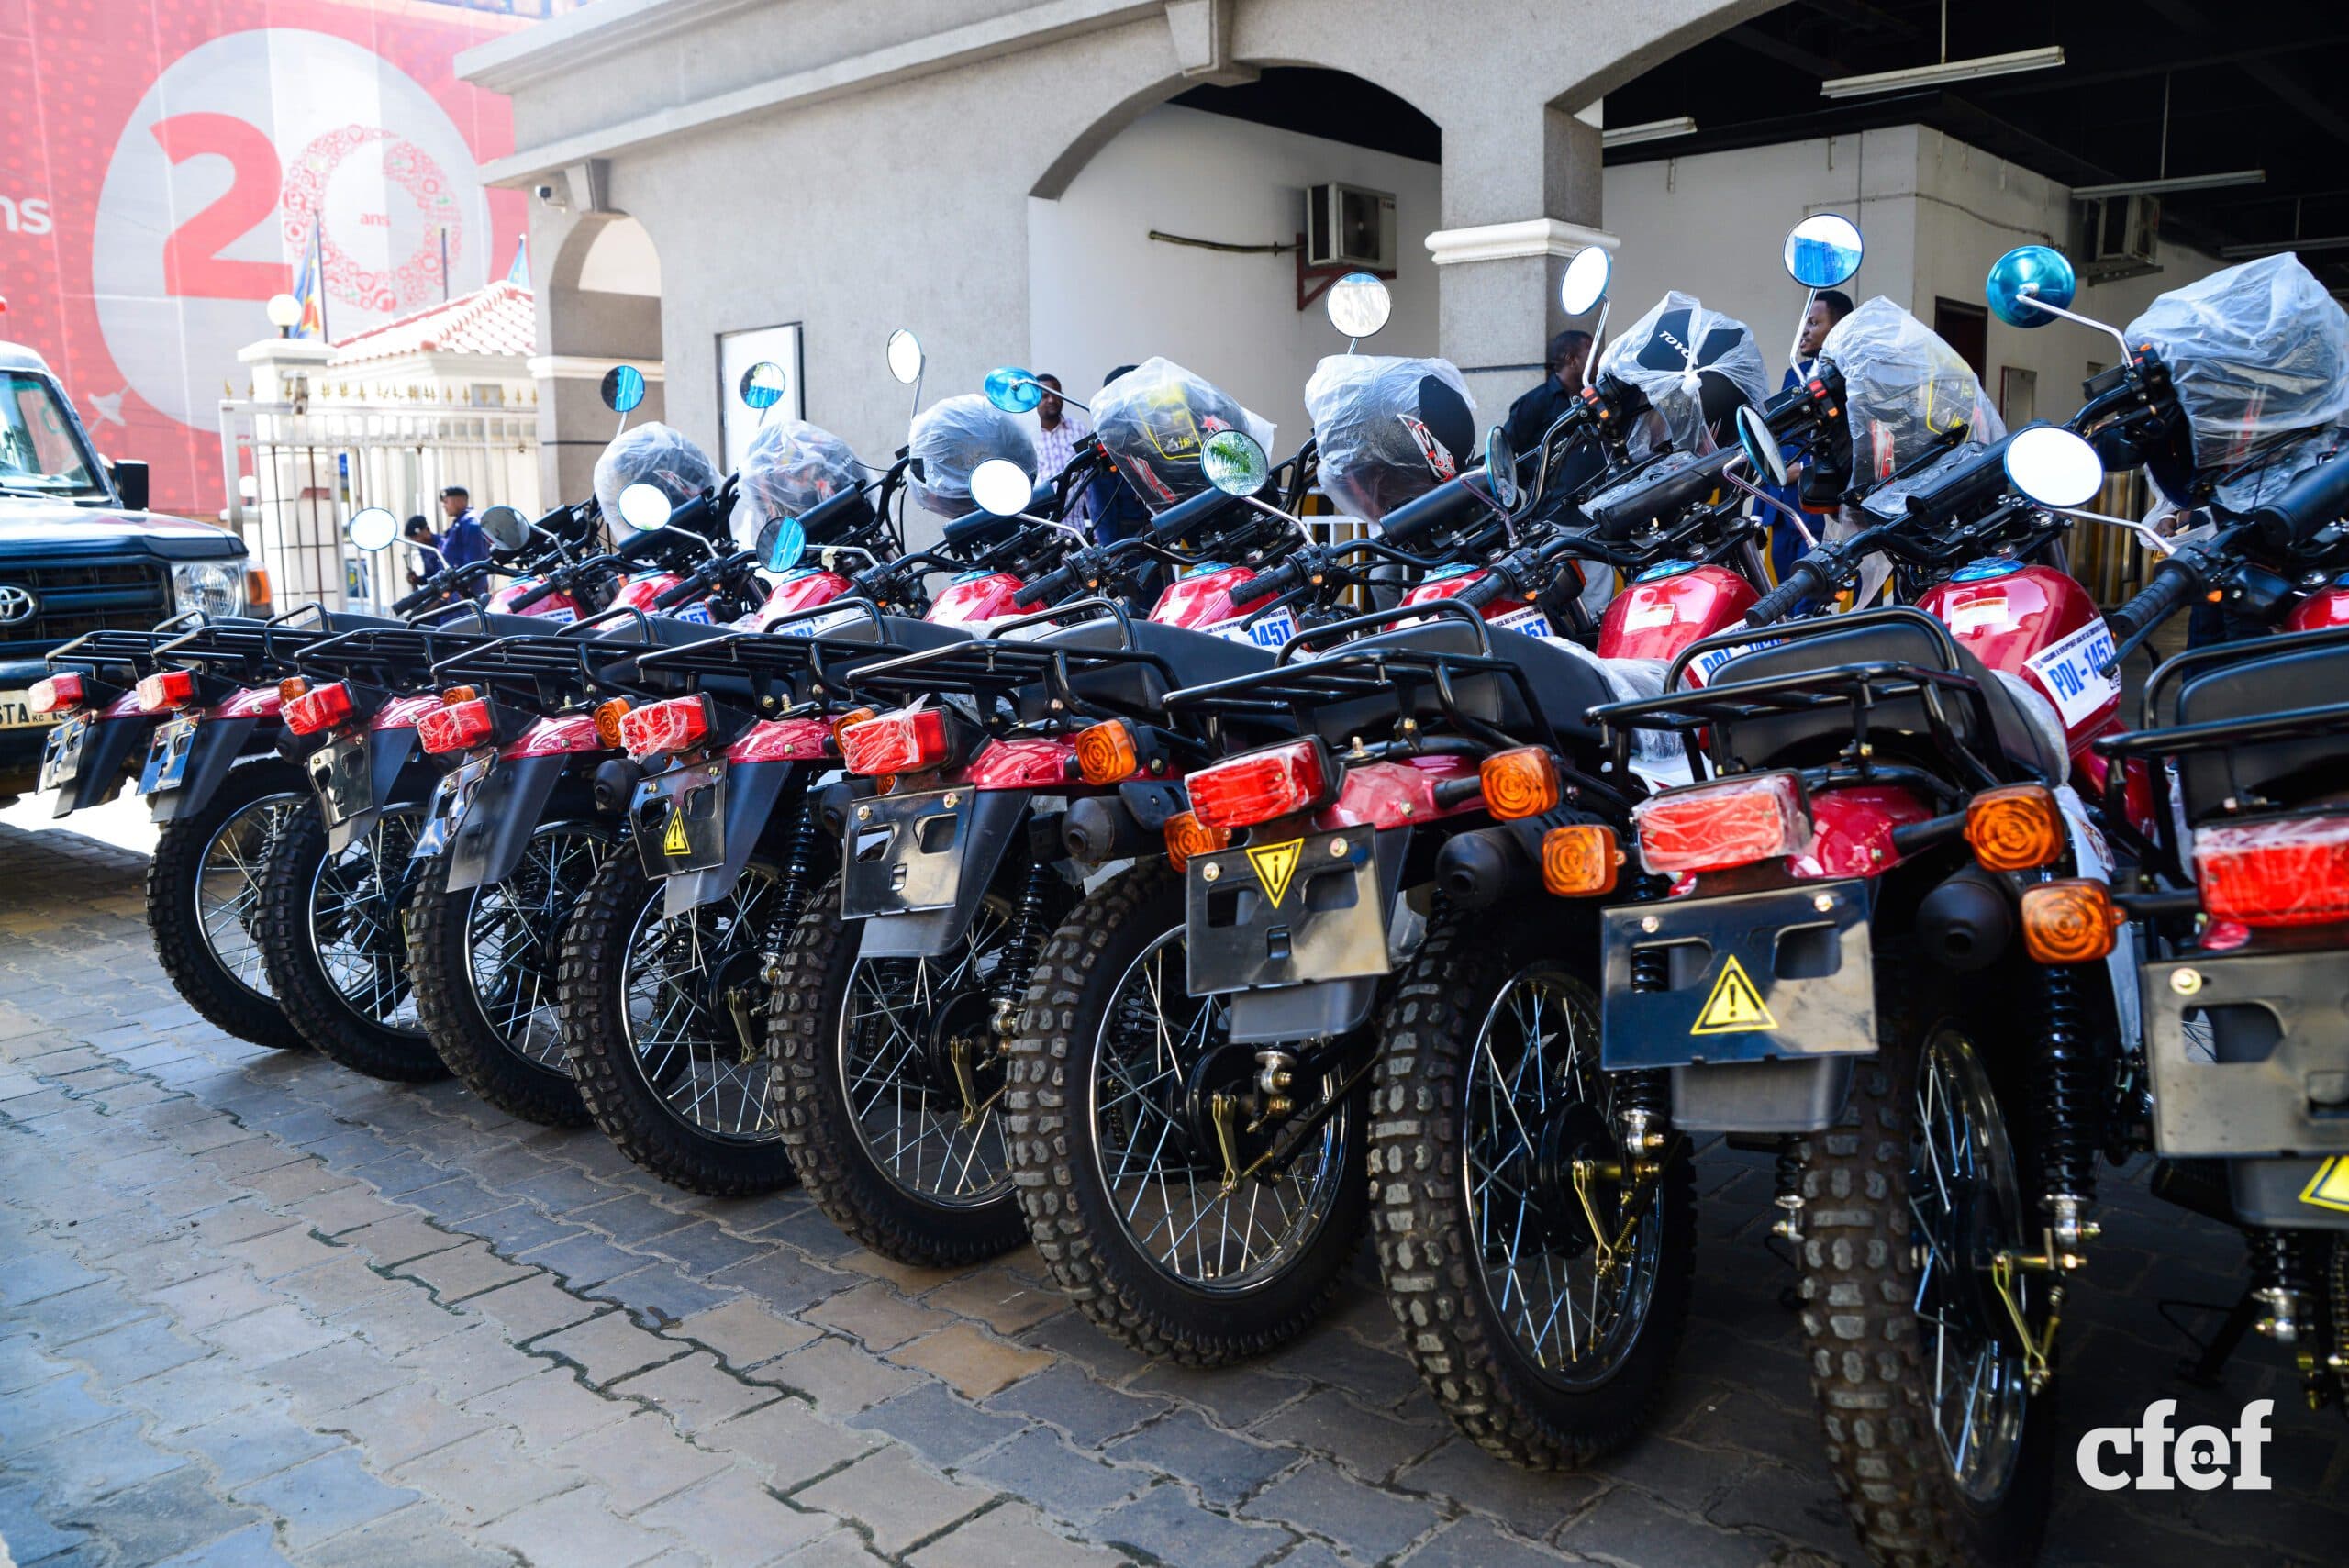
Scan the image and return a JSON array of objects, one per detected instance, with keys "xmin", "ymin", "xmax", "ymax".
[
  {"xmin": 2169, "ymin": 638, "xmax": 2349, "ymax": 822},
  {"xmin": 1291, "ymin": 619, "xmax": 1612, "ymax": 751},
  {"xmin": 1022, "ymin": 617, "xmax": 1275, "ymax": 717},
  {"xmin": 1709, "ymin": 620, "xmax": 2064, "ymax": 780}
]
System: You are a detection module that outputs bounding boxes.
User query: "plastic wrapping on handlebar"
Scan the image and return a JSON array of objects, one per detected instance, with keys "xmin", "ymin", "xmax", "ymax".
[
  {"xmin": 941, "ymin": 508, "xmax": 1016, "ymax": 550},
  {"xmin": 1744, "ymin": 559, "xmax": 1831, "ymax": 626},
  {"xmin": 2244, "ymin": 455, "xmax": 2349, "ymax": 545},
  {"xmin": 2103, "ymin": 560, "xmax": 2202, "ymax": 646}
]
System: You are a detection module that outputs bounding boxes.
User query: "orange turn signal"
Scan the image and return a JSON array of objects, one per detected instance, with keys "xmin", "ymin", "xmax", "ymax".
[
  {"xmin": 1075, "ymin": 719, "xmax": 1140, "ymax": 786},
  {"xmin": 440, "ymin": 684, "xmax": 479, "ymax": 706},
  {"xmin": 2019, "ymin": 878, "xmax": 2121, "ymax": 964},
  {"xmin": 1965, "ymin": 784, "xmax": 2063, "ymax": 873},
  {"xmin": 829, "ymin": 706, "xmax": 876, "ymax": 748},
  {"xmin": 593, "ymin": 697, "xmax": 631, "ymax": 750},
  {"xmin": 1480, "ymin": 746, "xmax": 1560, "ymax": 822},
  {"xmin": 1163, "ymin": 810, "xmax": 1230, "ymax": 873},
  {"xmin": 1542, "ymin": 824, "xmax": 1622, "ymax": 896},
  {"xmin": 278, "ymin": 676, "xmax": 308, "ymax": 705}
]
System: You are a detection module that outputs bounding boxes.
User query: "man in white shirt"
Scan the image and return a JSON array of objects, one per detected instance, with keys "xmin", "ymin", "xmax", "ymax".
[{"xmin": 1032, "ymin": 374, "xmax": 1094, "ymax": 523}]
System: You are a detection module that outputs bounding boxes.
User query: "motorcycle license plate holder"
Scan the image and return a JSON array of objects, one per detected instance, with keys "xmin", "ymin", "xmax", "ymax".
[
  {"xmin": 840, "ymin": 785, "xmax": 1025, "ymax": 923},
  {"xmin": 142, "ymin": 715, "xmax": 200, "ymax": 795},
  {"xmin": 415, "ymin": 754, "xmax": 493, "ymax": 861},
  {"xmin": 2143, "ymin": 948, "xmax": 2349, "ymax": 1160},
  {"xmin": 308, "ymin": 734, "xmax": 377, "ymax": 830},
  {"xmin": 1184, "ymin": 827, "xmax": 1400, "ymax": 995},
  {"xmin": 39, "ymin": 714, "xmax": 91, "ymax": 795},
  {"xmin": 632, "ymin": 761, "xmax": 728, "ymax": 878},
  {"xmin": 1599, "ymin": 880, "xmax": 1876, "ymax": 1072}
]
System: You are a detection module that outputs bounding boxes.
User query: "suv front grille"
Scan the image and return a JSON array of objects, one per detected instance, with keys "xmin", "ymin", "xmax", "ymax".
[{"xmin": 0, "ymin": 561, "xmax": 174, "ymax": 655}]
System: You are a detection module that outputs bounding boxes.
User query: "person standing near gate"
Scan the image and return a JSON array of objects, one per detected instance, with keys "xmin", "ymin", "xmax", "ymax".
[{"xmin": 439, "ymin": 485, "xmax": 490, "ymax": 570}]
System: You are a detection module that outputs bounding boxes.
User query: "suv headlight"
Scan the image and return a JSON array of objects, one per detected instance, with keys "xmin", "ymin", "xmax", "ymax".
[{"xmin": 172, "ymin": 561, "xmax": 246, "ymax": 618}]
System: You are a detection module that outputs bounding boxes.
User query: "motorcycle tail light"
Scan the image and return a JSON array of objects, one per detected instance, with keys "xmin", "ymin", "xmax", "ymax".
[
  {"xmin": 1075, "ymin": 720, "xmax": 1140, "ymax": 786},
  {"xmin": 28, "ymin": 673, "xmax": 83, "ymax": 715},
  {"xmin": 1163, "ymin": 810, "xmax": 1230, "ymax": 873},
  {"xmin": 440, "ymin": 685, "xmax": 479, "ymax": 706},
  {"xmin": 1480, "ymin": 746, "xmax": 1560, "ymax": 822},
  {"xmin": 1966, "ymin": 784, "xmax": 2063, "ymax": 873},
  {"xmin": 618, "ymin": 695, "xmax": 712, "ymax": 761},
  {"xmin": 2194, "ymin": 816, "xmax": 2349, "ymax": 928},
  {"xmin": 417, "ymin": 698, "xmax": 494, "ymax": 755},
  {"xmin": 1184, "ymin": 739, "xmax": 1331, "ymax": 831},
  {"xmin": 136, "ymin": 670, "xmax": 195, "ymax": 713},
  {"xmin": 829, "ymin": 706, "xmax": 876, "ymax": 747},
  {"xmin": 1633, "ymin": 772, "xmax": 1811, "ymax": 874},
  {"xmin": 2020, "ymin": 878, "xmax": 2121, "ymax": 963},
  {"xmin": 1542, "ymin": 824, "xmax": 1621, "ymax": 896},
  {"xmin": 593, "ymin": 697, "xmax": 631, "ymax": 750},
  {"xmin": 284, "ymin": 681, "xmax": 354, "ymax": 737},
  {"xmin": 838, "ymin": 707, "xmax": 950, "ymax": 776}
]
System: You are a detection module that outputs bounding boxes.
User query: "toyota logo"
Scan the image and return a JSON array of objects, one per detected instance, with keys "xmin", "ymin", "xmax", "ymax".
[{"xmin": 0, "ymin": 585, "xmax": 36, "ymax": 627}]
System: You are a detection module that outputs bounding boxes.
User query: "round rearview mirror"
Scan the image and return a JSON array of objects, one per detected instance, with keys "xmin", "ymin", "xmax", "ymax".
[
  {"xmin": 1325, "ymin": 272, "xmax": 1392, "ymax": 339},
  {"xmin": 1784, "ymin": 214, "xmax": 1865, "ymax": 290},
  {"xmin": 740, "ymin": 361, "xmax": 790, "ymax": 411},
  {"xmin": 1734, "ymin": 404, "xmax": 1788, "ymax": 488},
  {"xmin": 618, "ymin": 482, "xmax": 674, "ymax": 532},
  {"xmin": 2003, "ymin": 424, "xmax": 2105, "ymax": 509},
  {"xmin": 969, "ymin": 458, "xmax": 1035, "ymax": 517},
  {"xmin": 757, "ymin": 515, "xmax": 807, "ymax": 574},
  {"xmin": 1200, "ymin": 429, "xmax": 1270, "ymax": 498},
  {"xmin": 1986, "ymin": 245, "xmax": 2076, "ymax": 329},
  {"xmin": 1482, "ymin": 426, "xmax": 1520, "ymax": 510},
  {"xmin": 885, "ymin": 328, "xmax": 925, "ymax": 386},
  {"xmin": 478, "ymin": 505, "xmax": 529, "ymax": 553},
  {"xmin": 600, "ymin": 364, "xmax": 647, "ymax": 414},
  {"xmin": 1559, "ymin": 246, "xmax": 1612, "ymax": 316},
  {"xmin": 344, "ymin": 506, "xmax": 398, "ymax": 552},
  {"xmin": 983, "ymin": 366, "xmax": 1044, "ymax": 415}
]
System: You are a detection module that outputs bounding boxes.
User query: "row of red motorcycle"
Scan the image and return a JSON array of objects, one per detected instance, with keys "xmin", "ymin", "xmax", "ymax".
[{"xmin": 29, "ymin": 214, "xmax": 2349, "ymax": 1567}]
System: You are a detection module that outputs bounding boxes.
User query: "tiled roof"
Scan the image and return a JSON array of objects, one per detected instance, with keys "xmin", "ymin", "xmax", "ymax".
[{"xmin": 329, "ymin": 281, "xmax": 538, "ymax": 365}]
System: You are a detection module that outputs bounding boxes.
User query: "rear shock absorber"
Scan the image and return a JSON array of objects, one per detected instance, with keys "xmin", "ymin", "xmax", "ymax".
[
  {"xmin": 990, "ymin": 857, "xmax": 1056, "ymax": 1030},
  {"xmin": 1621, "ymin": 939, "xmax": 1672, "ymax": 1183},
  {"xmin": 772, "ymin": 792, "xmax": 827, "ymax": 939},
  {"xmin": 2033, "ymin": 964, "xmax": 2100, "ymax": 1258},
  {"xmin": 2250, "ymin": 1226, "xmax": 2315, "ymax": 1346}
]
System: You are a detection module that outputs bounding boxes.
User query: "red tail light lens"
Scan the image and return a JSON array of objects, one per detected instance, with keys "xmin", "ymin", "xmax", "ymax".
[
  {"xmin": 2194, "ymin": 816, "xmax": 2349, "ymax": 928},
  {"xmin": 838, "ymin": 708, "xmax": 950, "ymax": 777},
  {"xmin": 417, "ymin": 698, "xmax": 495, "ymax": 755},
  {"xmin": 29, "ymin": 673, "xmax": 84, "ymax": 715},
  {"xmin": 1633, "ymin": 772, "xmax": 1812, "ymax": 874},
  {"xmin": 618, "ymin": 695, "xmax": 713, "ymax": 761},
  {"xmin": 136, "ymin": 670, "xmax": 195, "ymax": 713},
  {"xmin": 1184, "ymin": 740, "xmax": 1332, "ymax": 831},
  {"xmin": 284, "ymin": 681, "xmax": 355, "ymax": 737}
]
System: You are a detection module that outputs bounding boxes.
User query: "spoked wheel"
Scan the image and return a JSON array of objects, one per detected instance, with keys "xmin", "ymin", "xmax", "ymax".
[
  {"xmin": 1008, "ymin": 862, "xmax": 1366, "ymax": 1363},
  {"xmin": 557, "ymin": 854, "xmax": 796, "ymax": 1195},
  {"xmin": 1796, "ymin": 965, "xmax": 2055, "ymax": 1568},
  {"xmin": 256, "ymin": 799, "xmax": 444, "ymax": 1080},
  {"xmin": 772, "ymin": 868, "xmax": 1056, "ymax": 1266},
  {"xmin": 147, "ymin": 759, "xmax": 308, "ymax": 1050},
  {"xmin": 410, "ymin": 820, "xmax": 615, "ymax": 1125},
  {"xmin": 1372, "ymin": 905, "xmax": 1693, "ymax": 1468}
]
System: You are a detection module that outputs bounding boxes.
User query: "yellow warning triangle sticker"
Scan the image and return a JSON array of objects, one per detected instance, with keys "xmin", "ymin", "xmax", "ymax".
[
  {"xmin": 662, "ymin": 806, "xmax": 690, "ymax": 857},
  {"xmin": 2299, "ymin": 1157, "xmax": 2349, "ymax": 1214},
  {"xmin": 1245, "ymin": 839, "xmax": 1305, "ymax": 908},
  {"xmin": 1690, "ymin": 955, "xmax": 1777, "ymax": 1035}
]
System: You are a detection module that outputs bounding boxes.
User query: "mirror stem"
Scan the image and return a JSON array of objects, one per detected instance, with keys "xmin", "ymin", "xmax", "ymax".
[
  {"xmin": 1725, "ymin": 467, "xmax": 1815, "ymax": 549},
  {"xmin": 2054, "ymin": 506, "xmax": 2176, "ymax": 556},
  {"xmin": 1786, "ymin": 287, "xmax": 1817, "ymax": 387},
  {"xmin": 2016, "ymin": 290, "xmax": 2135, "ymax": 361}
]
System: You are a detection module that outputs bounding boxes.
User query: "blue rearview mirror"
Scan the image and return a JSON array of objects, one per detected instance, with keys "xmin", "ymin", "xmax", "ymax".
[{"xmin": 1986, "ymin": 246, "xmax": 2076, "ymax": 329}]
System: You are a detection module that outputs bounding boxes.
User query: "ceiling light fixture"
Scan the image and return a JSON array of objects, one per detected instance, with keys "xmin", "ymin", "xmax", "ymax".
[
  {"xmin": 1820, "ymin": 45, "xmax": 2064, "ymax": 98},
  {"xmin": 2074, "ymin": 169, "xmax": 2266, "ymax": 199},
  {"xmin": 1602, "ymin": 117, "xmax": 1698, "ymax": 149}
]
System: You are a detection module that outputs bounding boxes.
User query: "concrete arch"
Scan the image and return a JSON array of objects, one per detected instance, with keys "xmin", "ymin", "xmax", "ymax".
[{"xmin": 532, "ymin": 206, "xmax": 666, "ymax": 502}]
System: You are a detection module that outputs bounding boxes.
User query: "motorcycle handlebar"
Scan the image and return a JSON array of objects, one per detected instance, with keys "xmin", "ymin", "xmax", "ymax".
[
  {"xmin": 506, "ymin": 574, "xmax": 565, "ymax": 612},
  {"xmin": 1744, "ymin": 557, "xmax": 1834, "ymax": 626},
  {"xmin": 1010, "ymin": 567, "xmax": 1070, "ymax": 609},
  {"xmin": 2103, "ymin": 557, "xmax": 2204, "ymax": 646},
  {"xmin": 1379, "ymin": 473, "xmax": 1486, "ymax": 550},
  {"xmin": 1453, "ymin": 564, "xmax": 1519, "ymax": 611},
  {"xmin": 651, "ymin": 573, "xmax": 709, "ymax": 611},
  {"xmin": 2245, "ymin": 454, "xmax": 2349, "ymax": 546}
]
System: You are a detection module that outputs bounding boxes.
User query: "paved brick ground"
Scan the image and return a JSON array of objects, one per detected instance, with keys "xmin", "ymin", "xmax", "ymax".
[{"xmin": 1, "ymin": 818, "xmax": 2343, "ymax": 1568}]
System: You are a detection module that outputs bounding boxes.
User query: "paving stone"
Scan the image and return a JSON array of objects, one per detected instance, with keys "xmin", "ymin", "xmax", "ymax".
[
  {"xmin": 290, "ymin": 1186, "xmax": 412, "ymax": 1238},
  {"xmin": 150, "ymin": 1520, "xmax": 298, "ymax": 1567},
  {"xmin": 4, "ymin": 1370, "xmax": 118, "ymax": 1454},
  {"xmin": 389, "ymin": 1322, "xmax": 545, "ymax": 1404},
  {"xmin": 197, "ymin": 1302, "xmax": 345, "ymax": 1365},
  {"xmin": 301, "ymin": 1499, "xmax": 519, "ymax": 1568},
  {"xmin": 175, "ymin": 1406, "xmax": 346, "ymax": 1489},
  {"xmin": 1394, "ymin": 1440, "xmax": 1607, "ymax": 1541},
  {"xmin": 764, "ymin": 1335, "xmax": 925, "ymax": 1415},
  {"xmin": 1122, "ymin": 1360, "xmax": 1315, "ymax": 1430},
  {"xmin": 572, "ymin": 1194, "xmax": 697, "ymax": 1246},
  {"xmin": 639, "ymin": 1219, "xmax": 764, "ymax": 1278},
  {"xmin": 804, "ymin": 1280, "xmax": 961, "ymax": 1352},
  {"xmin": 637, "ymin": 1467, "xmax": 834, "ymax": 1564},
  {"xmin": 11, "ymin": 1280, "xmax": 156, "ymax": 1347},
  {"xmin": 610, "ymin": 1350, "xmax": 779, "ymax": 1433},
  {"xmin": 906, "ymin": 1499, "xmax": 1130, "ymax": 1568},
  {"xmin": 459, "ymin": 1368, "xmax": 633, "ymax": 1451},
  {"xmin": 1252, "ymin": 1388, "xmax": 1450, "ymax": 1482},
  {"xmin": 228, "ymin": 1447, "xmax": 417, "ymax": 1548},
  {"xmin": 466, "ymin": 1273, "xmax": 605, "ymax": 1340},
  {"xmin": 276, "ymin": 1255, "xmax": 403, "ymax": 1316},
  {"xmin": 392, "ymin": 1239, "xmax": 534, "ymax": 1304},
  {"xmin": 8, "ymin": 1412, "xmax": 187, "ymax": 1507},
  {"xmin": 322, "ymin": 1285, "xmax": 472, "ymax": 1358},
  {"xmin": 707, "ymin": 1249, "xmax": 852, "ymax": 1316},
  {"xmin": 848, "ymin": 1380, "xmax": 1030, "ymax": 1467},
  {"xmin": 795, "ymin": 1447, "xmax": 990, "ymax": 1557},
  {"xmin": 520, "ymin": 1231, "xmax": 651, "ymax": 1290},
  {"xmin": 959, "ymin": 1429, "xmax": 1147, "ymax": 1523},
  {"xmin": 150, "ymin": 1268, "xmax": 282, "ymax": 1330},
  {"xmin": 49, "ymin": 1463, "xmax": 264, "ymax": 1565},
  {"xmin": 919, "ymin": 1267, "xmax": 1067, "ymax": 1335},
  {"xmin": 701, "ymin": 1396, "xmax": 881, "ymax": 1489},
  {"xmin": 476, "ymin": 1483, "xmax": 679, "ymax": 1568},
  {"xmin": 1107, "ymin": 1410, "xmax": 1295, "ymax": 1508},
  {"xmin": 183, "ymin": 1198, "xmax": 296, "ymax": 1248},
  {"xmin": 982, "ymin": 1362, "xmax": 1171, "ymax": 1451},
  {"xmin": 1556, "ymin": 1485, "xmax": 1770, "ymax": 1568},
  {"xmin": 887, "ymin": 1322, "xmax": 1054, "ymax": 1400},
  {"xmin": 218, "ymin": 1223, "xmax": 341, "ymax": 1282},
  {"xmin": 588, "ymin": 1261, "xmax": 741, "ymax": 1326},
  {"xmin": 255, "ymin": 1339, "xmax": 411, "ymax": 1419},
  {"xmin": 386, "ymin": 1426, "xmax": 576, "ymax": 1527},
  {"xmin": 776, "ymin": 1529, "xmax": 892, "ymax": 1566},
  {"xmin": 113, "ymin": 1355, "xmax": 270, "ymax": 1435},
  {"xmin": 55, "ymin": 1316, "xmax": 208, "ymax": 1386},
  {"xmin": 0, "ymin": 1479, "xmax": 85, "ymax": 1562},
  {"xmin": 338, "ymin": 1216, "xmax": 467, "ymax": 1270},
  {"xmin": 1240, "ymin": 1460, "xmax": 1440, "ymax": 1562},
  {"xmin": 553, "ymin": 1411, "xmax": 731, "ymax": 1514},
  {"xmin": 1398, "ymin": 1515, "xmax": 1572, "ymax": 1567},
  {"xmin": 674, "ymin": 1297, "xmax": 821, "ymax": 1372},
  {"xmin": 317, "ymin": 1379, "xmax": 493, "ymax": 1468},
  {"xmin": 1097, "ymin": 1484, "xmax": 1298, "ymax": 1568},
  {"xmin": 463, "ymin": 1202, "xmax": 587, "ymax": 1257},
  {"xmin": 537, "ymin": 1308, "xmax": 691, "ymax": 1386}
]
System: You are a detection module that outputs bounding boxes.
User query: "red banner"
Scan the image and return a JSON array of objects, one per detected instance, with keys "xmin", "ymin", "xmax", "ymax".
[{"xmin": 0, "ymin": 0, "xmax": 532, "ymax": 516}]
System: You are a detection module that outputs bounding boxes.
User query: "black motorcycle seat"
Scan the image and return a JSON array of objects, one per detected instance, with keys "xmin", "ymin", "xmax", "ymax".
[
  {"xmin": 1027, "ymin": 617, "xmax": 1275, "ymax": 715},
  {"xmin": 1290, "ymin": 618, "xmax": 1611, "ymax": 750},
  {"xmin": 1709, "ymin": 619, "xmax": 2063, "ymax": 779},
  {"xmin": 2171, "ymin": 639, "xmax": 2349, "ymax": 821}
]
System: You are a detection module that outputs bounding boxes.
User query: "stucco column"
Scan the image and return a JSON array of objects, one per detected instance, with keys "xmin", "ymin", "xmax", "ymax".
[{"xmin": 1429, "ymin": 105, "xmax": 1616, "ymax": 424}]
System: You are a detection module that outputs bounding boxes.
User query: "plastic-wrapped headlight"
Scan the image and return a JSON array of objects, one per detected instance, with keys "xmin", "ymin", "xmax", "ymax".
[{"xmin": 173, "ymin": 561, "xmax": 245, "ymax": 618}]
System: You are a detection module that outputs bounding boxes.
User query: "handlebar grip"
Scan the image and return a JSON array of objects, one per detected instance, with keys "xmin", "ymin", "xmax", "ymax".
[
  {"xmin": 2104, "ymin": 559, "xmax": 2202, "ymax": 646},
  {"xmin": 1744, "ymin": 560, "xmax": 1831, "ymax": 626},
  {"xmin": 1379, "ymin": 474, "xmax": 1483, "ymax": 549},
  {"xmin": 1453, "ymin": 567, "xmax": 1515, "ymax": 611},
  {"xmin": 2245, "ymin": 453, "xmax": 2349, "ymax": 545},
  {"xmin": 1244, "ymin": 557, "xmax": 1305, "ymax": 602},
  {"xmin": 1010, "ymin": 569, "xmax": 1066, "ymax": 609},
  {"xmin": 651, "ymin": 574, "xmax": 706, "ymax": 611},
  {"xmin": 392, "ymin": 582, "xmax": 440, "ymax": 615},
  {"xmin": 507, "ymin": 576, "xmax": 562, "ymax": 612}
]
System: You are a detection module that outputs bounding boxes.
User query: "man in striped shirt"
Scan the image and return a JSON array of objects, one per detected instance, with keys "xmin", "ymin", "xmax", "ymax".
[{"xmin": 1033, "ymin": 374, "xmax": 1094, "ymax": 525}]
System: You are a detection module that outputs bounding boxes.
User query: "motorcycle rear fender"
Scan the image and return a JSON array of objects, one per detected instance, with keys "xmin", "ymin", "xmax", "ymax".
[
  {"xmin": 2224, "ymin": 1155, "xmax": 2349, "ymax": 1231},
  {"xmin": 2143, "ymin": 946, "xmax": 2349, "ymax": 1160},
  {"xmin": 852, "ymin": 790, "xmax": 1031, "ymax": 961},
  {"xmin": 445, "ymin": 753, "xmax": 571, "ymax": 894},
  {"xmin": 325, "ymin": 728, "xmax": 428, "ymax": 853},
  {"xmin": 662, "ymin": 759, "xmax": 802, "ymax": 919},
  {"xmin": 52, "ymin": 713, "xmax": 154, "ymax": 817},
  {"xmin": 149, "ymin": 716, "xmax": 261, "ymax": 824},
  {"xmin": 1225, "ymin": 977, "xmax": 1384, "ymax": 1046}
]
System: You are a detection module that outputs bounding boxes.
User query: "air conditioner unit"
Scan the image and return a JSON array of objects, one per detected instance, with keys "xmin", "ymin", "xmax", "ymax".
[
  {"xmin": 1305, "ymin": 183, "xmax": 1397, "ymax": 271},
  {"xmin": 2073, "ymin": 194, "xmax": 2159, "ymax": 283}
]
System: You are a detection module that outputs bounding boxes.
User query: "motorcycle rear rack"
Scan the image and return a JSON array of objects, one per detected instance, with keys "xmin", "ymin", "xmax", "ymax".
[
  {"xmin": 1161, "ymin": 600, "xmax": 1566, "ymax": 759},
  {"xmin": 45, "ymin": 628, "xmax": 174, "ymax": 678},
  {"xmin": 2133, "ymin": 621, "xmax": 2349, "ymax": 733},
  {"xmin": 427, "ymin": 609, "xmax": 671, "ymax": 708},
  {"xmin": 628, "ymin": 599, "xmax": 924, "ymax": 706},
  {"xmin": 151, "ymin": 619, "xmax": 340, "ymax": 681},
  {"xmin": 842, "ymin": 599, "xmax": 1181, "ymax": 724},
  {"xmin": 285, "ymin": 623, "xmax": 501, "ymax": 685}
]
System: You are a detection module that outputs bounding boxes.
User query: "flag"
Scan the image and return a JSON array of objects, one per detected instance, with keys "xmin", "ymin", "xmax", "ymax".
[
  {"xmin": 505, "ymin": 234, "xmax": 529, "ymax": 287},
  {"xmin": 290, "ymin": 224, "xmax": 327, "ymax": 340}
]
